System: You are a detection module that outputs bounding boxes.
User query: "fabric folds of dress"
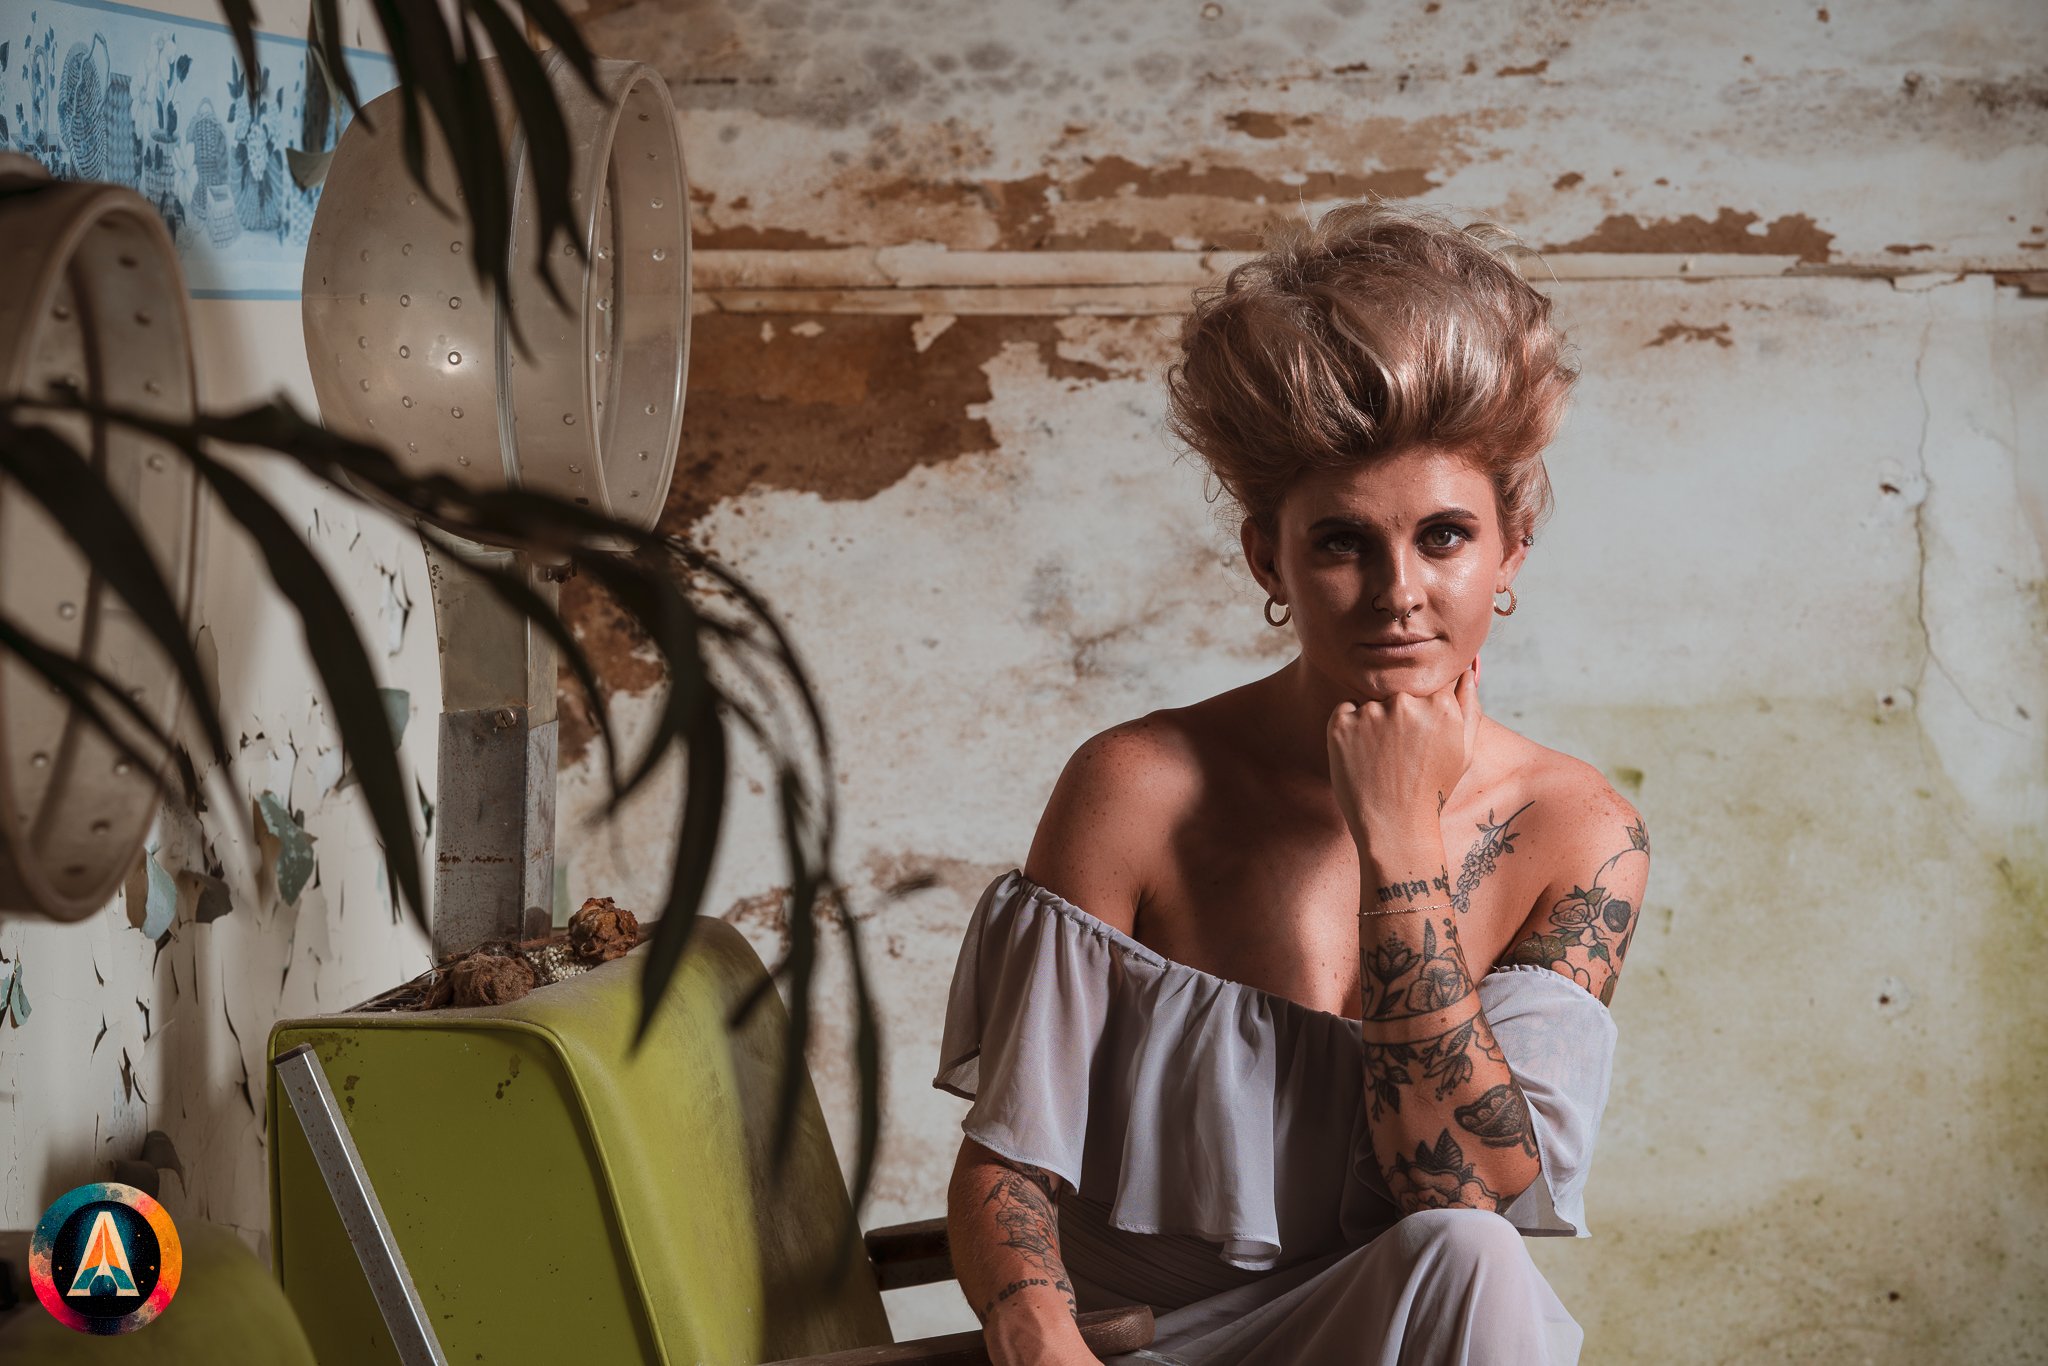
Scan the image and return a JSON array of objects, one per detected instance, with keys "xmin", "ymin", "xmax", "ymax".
[{"xmin": 931, "ymin": 867, "xmax": 1619, "ymax": 1279}]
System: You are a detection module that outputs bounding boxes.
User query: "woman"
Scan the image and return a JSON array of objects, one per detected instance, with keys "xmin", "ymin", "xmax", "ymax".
[{"xmin": 932, "ymin": 198, "xmax": 1651, "ymax": 1365}]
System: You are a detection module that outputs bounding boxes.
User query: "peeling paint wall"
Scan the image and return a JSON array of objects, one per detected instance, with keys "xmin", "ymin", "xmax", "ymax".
[
  {"xmin": 555, "ymin": 1, "xmax": 2048, "ymax": 1360},
  {"xmin": 0, "ymin": 0, "xmax": 435, "ymax": 1267},
  {"xmin": 2, "ymin": 0, "xmax": 2038, "ymax": 1358}
]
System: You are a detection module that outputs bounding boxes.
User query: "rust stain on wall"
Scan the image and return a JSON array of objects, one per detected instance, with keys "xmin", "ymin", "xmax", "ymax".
[
  {"xmin": 663, "ymin": 313, "xmax": 1099, "ymax": 523},
  {"xmin": 694, "ymin": 223, "xmax": 847, "ymax": 250},
  {"xmin": 556, "ymin": 572, "xmax": 670, "ymax": 765},
  {"xmin": 719, "ymin": 883, "xmax": 794, "ymax": 959},
  {"xmin": 1645, "ymin": 321, "xmax": 1734, "ymax": 348},
  {"xmin": 1545, "ymin": 208, "xmax": 1836, "ymax": 262},
  {"xmin": 680, "ymin": 103, "xmax": 1516, "ymax": 251},
  {"xmin": 1224, "ymin": 111, "xmax": 1308, "ymax": 139},
  {"xmin": 557, "ymin": 314, "xmax": 1128, "ymax": 759}
]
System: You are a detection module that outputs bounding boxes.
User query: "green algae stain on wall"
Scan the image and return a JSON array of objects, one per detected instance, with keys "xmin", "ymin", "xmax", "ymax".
[{"xmin": 1516, "ymin": 697, "xmax": 2048, "ymax": 1364}]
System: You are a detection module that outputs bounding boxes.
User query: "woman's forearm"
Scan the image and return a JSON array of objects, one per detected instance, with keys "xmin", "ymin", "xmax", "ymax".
[
  {"xmin": 948, "ymin": 1138, "xmax": 1094, "ymax": 1363},
  {"xmin": 1354, "ymin": 837, "xmax": 1543, "ymax": 1217}
]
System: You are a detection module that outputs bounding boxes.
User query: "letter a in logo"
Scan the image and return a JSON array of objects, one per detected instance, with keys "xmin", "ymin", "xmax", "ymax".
[{"xmin": 67, "ymin": 1210, "xmax": 139, "ymax": 1296}]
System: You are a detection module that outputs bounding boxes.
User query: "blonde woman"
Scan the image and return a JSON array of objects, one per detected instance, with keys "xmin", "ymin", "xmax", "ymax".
[{"xmin": 934, "ymin": 200, "xmax": 1650, "ymax": 1365}]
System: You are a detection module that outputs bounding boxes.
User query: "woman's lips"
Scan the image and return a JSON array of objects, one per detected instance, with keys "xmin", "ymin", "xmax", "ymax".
[{"xmin": 1357, "ymin": 638, "xmax": 1435, "ymax": 657}]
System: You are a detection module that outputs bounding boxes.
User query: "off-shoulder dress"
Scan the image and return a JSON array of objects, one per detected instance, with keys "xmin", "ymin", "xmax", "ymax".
[{"xmin": 931, "ymin": 868, "xmax": 1619, "ymax": 1366}]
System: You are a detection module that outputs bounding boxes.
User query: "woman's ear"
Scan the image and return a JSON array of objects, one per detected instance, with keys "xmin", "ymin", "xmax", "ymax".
[
  {"xmin": 1497, "ymin": 527, "xmax": 1531, "ymax": 589},
  {"xmin": 1240, "ymin": 517, "xmax": 1283, "ymax": 599}
]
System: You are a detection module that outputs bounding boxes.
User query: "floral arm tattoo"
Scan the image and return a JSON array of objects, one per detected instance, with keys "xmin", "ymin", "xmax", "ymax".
[
  {"xmin": 1501, "ymin": 816, "xmax": 1650, "ymax": 1008},
  {"xmin": 1356, "ymin": 804, "xmax": 1547, "ymax": 1216},
  {"xmin": 975, "ymin": 1159, "xmax": 1078, "ymax": 1324}
]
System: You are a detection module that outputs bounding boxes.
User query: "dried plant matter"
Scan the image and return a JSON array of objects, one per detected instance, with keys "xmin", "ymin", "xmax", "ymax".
[
  {"xmin": 448, "ymin": 951, "xmax": 538, "ymax": 1007},
  {"xmin": 568, "ymin": 896, "xmax": 639, "ymax": 964}
]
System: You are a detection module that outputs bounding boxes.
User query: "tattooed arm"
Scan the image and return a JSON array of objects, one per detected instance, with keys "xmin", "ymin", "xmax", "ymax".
[
  {"xmin": 1500, "ymin": 795, "xmax": 1650, "ymax": 1008},
  {"xmin": 1355, "ymin": 833, "xmax": 1544, "ymax": 1217},
  {"xmin": 1356, "ymin": 788, "xmax": 1649, "ymax": 1217},
  {"xmin": 948, "ymin": 1137, "xmax": 1100, "ymax": 1366}
]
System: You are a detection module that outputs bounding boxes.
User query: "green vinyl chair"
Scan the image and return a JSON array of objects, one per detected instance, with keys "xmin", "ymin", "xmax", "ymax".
[
  {"xmin": 0, "ymin": 1218, "xmax": 319, "ymax": 1363},
  {"xmin": 266, "ymin": 915, "xmax": 1154, "ymax": 1365}
]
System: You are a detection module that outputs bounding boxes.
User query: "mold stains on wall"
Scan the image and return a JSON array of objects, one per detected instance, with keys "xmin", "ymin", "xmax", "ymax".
[{"xmin": 1546, "ymin": 208, "xmax": 1836, "ymax": 263}]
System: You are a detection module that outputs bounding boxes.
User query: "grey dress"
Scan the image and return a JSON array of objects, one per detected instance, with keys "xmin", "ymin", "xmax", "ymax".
[{"xmin": 931, "ymin": 868, "xmax": 1619, "ymax": 1365}]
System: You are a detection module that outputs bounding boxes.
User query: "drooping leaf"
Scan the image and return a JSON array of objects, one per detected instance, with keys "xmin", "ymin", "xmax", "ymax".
[
  {"xmin": 0, "ymin": 422, "xmax": 227, "ymax": 768},
  {"xmin": 181, "ymin": 451, "xmax": 422, "ymax": 932},
  {"xmin": 4, "ymin": 383, "xmax": 882, "ymax": 1240},
  {"xmin": 0, "ymin": 611, "xmax": 181, "ymax": 797},
  {"xmin": 631, "ymin": 644, "xmax": 727, "ymax": 1050}
]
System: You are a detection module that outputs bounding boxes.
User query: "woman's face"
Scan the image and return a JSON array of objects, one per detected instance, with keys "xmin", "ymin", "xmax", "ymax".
[{"xmin": 1244, "ymin": 446, "xmax": 1529, "ymax": 701}]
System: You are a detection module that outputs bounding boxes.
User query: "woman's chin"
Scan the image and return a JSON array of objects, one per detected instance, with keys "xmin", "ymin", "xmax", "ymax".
[{"xmin": 1351, "ymin": 658, "xmax": 1455, "ymax": 693}]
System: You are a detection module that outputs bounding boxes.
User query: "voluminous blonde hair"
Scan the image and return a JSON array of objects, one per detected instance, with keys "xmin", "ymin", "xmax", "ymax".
[{"xmin": 1163, "ymin": 198, "xmax": 1577, "ymax": 548}]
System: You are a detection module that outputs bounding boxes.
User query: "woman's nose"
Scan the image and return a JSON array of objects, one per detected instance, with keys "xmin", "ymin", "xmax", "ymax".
[{"xmin": 1376, "ymin": 553, "xmax": 1425, "ymax": 616}]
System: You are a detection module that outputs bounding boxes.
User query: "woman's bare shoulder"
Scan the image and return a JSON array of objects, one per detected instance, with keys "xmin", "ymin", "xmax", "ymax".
[
  {"xmin": 1516, "ymin": 735, "xmax": 1642, "ymax": 829},
  {"xmin": 1492, "ymin": 736, "xmax": 1652, "ymax": 1006},
  {"xmin": 1021, "ymin": 711, "xmax": 1203, "ymax": 935}
]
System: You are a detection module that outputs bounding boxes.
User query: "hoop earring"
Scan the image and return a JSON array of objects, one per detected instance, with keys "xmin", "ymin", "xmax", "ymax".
[
  {"xmin": 1493, "ymin": 586, "xmax": 1517, "ymax": 617},
  {"xmin": 1264, "ymin": 595, "xmax": 1292, "ymax": 628}
]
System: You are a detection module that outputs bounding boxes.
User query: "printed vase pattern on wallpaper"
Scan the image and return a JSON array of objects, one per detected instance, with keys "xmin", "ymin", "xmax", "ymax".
[{"xmin": 1, "ymin": 0, "xmax": 395, "ymax": 294}]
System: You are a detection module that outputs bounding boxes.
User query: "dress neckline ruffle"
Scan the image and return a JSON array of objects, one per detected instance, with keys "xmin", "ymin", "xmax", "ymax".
[
  {"xmin": 934, "ymin": 867, "xmax": 1621, "ymax": 1270},
  {"xmin": 1004, "ymin": 867, "xmax": 1614, "ymax": 1030}
]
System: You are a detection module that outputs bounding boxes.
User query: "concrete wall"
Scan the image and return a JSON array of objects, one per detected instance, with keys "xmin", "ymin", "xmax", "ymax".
[{"xmin": 553, "ymin": 1, "xmax": 2048, "ymax": 1360}]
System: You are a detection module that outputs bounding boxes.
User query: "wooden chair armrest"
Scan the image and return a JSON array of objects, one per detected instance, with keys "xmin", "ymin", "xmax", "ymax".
[
  {"xmin": 862, "ymin": 1216, "xmax": 953, "ymax": 1291},
  {"xmin": 761, "ymin": 1303, "xmax": 1157, "ymax": 1366}
]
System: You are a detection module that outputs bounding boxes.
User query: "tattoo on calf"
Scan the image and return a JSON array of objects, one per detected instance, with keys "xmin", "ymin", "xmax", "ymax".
[
  {"xmin": 1386, "ymin": 1128, "xmax": 1507, "ymax": 1213},
  {"xmin": 978, "ymin": 1163, "xmax": 1077, "ymax": 1322}
]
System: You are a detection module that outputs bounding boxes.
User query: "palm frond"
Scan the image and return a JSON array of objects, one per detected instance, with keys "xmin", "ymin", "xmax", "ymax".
[{"xmin": 1, "ymin": 387, "xmax": 888, "ymax": 1233}]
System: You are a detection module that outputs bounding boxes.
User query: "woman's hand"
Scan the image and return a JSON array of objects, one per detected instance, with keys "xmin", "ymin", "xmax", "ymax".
[{"xmin": 1326, "ymin": 660, "xmax": 1481, "ymax": 854}]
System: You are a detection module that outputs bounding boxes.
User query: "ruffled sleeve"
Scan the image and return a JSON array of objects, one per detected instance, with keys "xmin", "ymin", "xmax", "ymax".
[
  {"xmin": 931, "ymin": 868, "xmax": 1111, "ymax": 1190},
  {"xmin": 933, "ymin": 869, "xmax": 1374, "ymax": 1271},
  {"xmin": 1477, "ymin": 964, "xmax": 1619, "ymax": 1238}
]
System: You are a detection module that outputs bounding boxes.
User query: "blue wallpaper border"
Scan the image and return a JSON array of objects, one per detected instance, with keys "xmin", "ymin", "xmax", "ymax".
[{"xmin": 5, "ymin": 0, "xmax": 398, "ymax": 298}]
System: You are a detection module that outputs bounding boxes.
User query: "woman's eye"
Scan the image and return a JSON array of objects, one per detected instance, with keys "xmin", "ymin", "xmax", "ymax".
[
  {"xmin": 1319, "ymin": 533, "xmax": 1359, "ymax": 553},
  {"xmin": 1423, "ymin": 525, "xmax": 1470, "ymax": 550}
]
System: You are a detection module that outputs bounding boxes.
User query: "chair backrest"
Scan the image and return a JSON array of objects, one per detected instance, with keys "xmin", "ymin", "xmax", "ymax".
[{"xmin": 267, "ymin": 917, "xmax": 894, "ymax": 1365}]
